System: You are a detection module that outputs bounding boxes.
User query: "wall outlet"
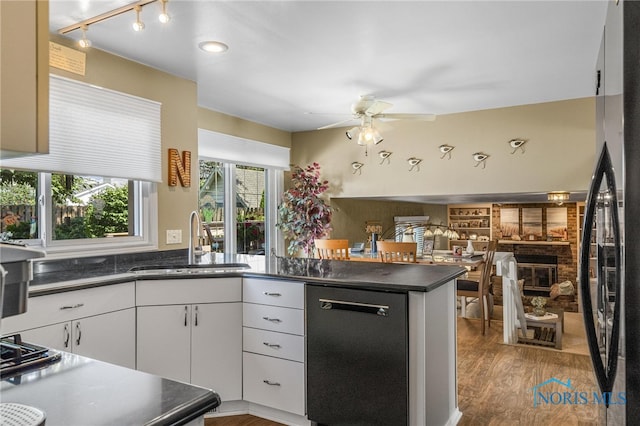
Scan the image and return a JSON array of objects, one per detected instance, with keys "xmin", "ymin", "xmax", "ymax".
[{"xmin": 166, "ymin": 229, "xmax": 182, "ymax": 244}]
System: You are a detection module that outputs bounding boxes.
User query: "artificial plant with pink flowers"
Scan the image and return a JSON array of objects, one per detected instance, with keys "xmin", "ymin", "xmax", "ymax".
[{"xmin": 276, "ymin": 162, "xmax": 332, "ymax": 256}]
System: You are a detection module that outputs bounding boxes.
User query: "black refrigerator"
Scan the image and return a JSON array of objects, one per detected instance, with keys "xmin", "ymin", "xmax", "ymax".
[{"xmin": 579, "ymin": 1, "xmax": 640, "ymax": 424}]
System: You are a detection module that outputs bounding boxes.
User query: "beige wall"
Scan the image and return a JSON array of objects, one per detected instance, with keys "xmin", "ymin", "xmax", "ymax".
[
  {"xmin": 198, "ymin": 108, "xmax": 291, "ymax": 148},
  {"xmin": 49, "ymin": 35, "xmax": 290, "ymax": 251},
  {"xmin": 290, "ymin": 98, "xmax": 595, "ymax": 200},
  {"xmin": 330, "ymin": 198, "xmax": 449, "ymax": 249}
]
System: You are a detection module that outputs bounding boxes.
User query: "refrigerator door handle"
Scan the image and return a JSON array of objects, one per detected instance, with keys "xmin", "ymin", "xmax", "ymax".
[{"xmin": 579, "ymin": 142, "xmax": 622, "ymax": 401}]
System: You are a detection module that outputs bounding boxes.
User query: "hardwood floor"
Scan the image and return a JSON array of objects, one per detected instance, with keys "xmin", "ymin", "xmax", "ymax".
[
  {"xmin": 457, "ymin": 316, "xmax": 599, "ymax": 425},
  {"xmin": 206, "ymin": 317, "xmax": 598, "ymax": 425},
  {"xmin": 205, "ymin": 414, "xmax": 284, "ymax": 426}
]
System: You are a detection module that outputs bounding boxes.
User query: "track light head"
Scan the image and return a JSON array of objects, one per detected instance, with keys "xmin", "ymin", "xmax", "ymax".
[
  {"xmin": 158, "ymin": 0, "xmax": 171, "ymax": 23},
  {"xmin": 133, "ymin": 5, "xmax": 145, "ymax": 31},
  {"xmin": 78, "ymin": 25, "xmax": 91, "ymax": 48}
]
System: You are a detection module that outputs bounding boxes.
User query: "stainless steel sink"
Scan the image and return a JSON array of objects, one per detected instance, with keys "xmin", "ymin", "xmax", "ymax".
[{"xmin": 129, "ymin": 263, "xmax": 250, "ymax": 276}]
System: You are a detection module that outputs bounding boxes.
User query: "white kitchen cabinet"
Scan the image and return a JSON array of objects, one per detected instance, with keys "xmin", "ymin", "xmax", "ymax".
[
  {"xmin": 136, "ymin": 278, "xmax": 242, "ymax": 402},
  {"xmin": 242, "ymin": 278, "xmax": 305, "ymax": 416},
  {"xmin": 1, "ymin": 282, "xmax": 136, "ymax": 369},
  {"xmin": 243, "ymin": 352, "xmax": 305, "ymax": 416},
  {"xmin": 18, "ymin": 308, "xmax": 136, "ymax": 369}
]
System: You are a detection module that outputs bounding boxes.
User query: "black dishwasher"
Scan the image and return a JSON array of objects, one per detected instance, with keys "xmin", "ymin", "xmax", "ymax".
[{"xmin": 306, "ymin": 284, "xmax": 408, "ymax": 426}]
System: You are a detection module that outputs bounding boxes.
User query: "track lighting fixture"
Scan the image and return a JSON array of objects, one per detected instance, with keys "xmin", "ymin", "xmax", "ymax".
[
  {"xmin": 58, "ymin": 1, "xmax": 171, "ymax": 41},
  {"xmin": 158, "ymin": 0, "xmax": 171, "ymax": 23},
  {"xmin": 78, "ymin": 25, "xmax": 91, "ymax": 48},
  {"xmin": 132, "ymin": 5, "xmax": 145, "ymax": 31}
]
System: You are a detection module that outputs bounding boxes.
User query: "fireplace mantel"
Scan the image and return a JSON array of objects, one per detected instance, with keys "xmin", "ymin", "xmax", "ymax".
[{"xmin": 497, "ymin": 240, "xmax": 570, "ymax": 246}]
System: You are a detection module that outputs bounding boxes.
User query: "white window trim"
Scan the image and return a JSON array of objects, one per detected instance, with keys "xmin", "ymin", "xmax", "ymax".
[{"xmin": 33, "ymin": 175, "xmax": 158, "ymax": 259}]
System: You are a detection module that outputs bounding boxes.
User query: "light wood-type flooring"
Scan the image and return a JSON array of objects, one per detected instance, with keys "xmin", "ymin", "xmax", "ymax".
[{"xmin": 205, "ymin": 315, "xmax": 597, "ymax": 426}]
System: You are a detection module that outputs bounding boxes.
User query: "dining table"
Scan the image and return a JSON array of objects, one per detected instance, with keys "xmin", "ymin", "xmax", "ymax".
[{"xmin": 348, "ymin": 249, "xmax": 485, "ymax": 269}]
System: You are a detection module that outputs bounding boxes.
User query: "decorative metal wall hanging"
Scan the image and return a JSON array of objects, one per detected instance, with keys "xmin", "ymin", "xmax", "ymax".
[
  {"xmin": 439, "ymin": 144, "xmax": 455, "ymax": 160},
  {"xmin": 472, "ymin": 152, "xmax": 489, "ymax": 168},
  {"xmin": 509, "ymin": 138, "xmax": 527, "ymax": 154},
  {"xmin": 407, "ymin": 157, "xmax": 422, "ymax": 172},
  {"xmin": 378, "ymin": 150, "xmax": 392, "ymax": 165},
  {"xmin": 351, "ymin": 162, "xmax": 364, "ymax": 175}
]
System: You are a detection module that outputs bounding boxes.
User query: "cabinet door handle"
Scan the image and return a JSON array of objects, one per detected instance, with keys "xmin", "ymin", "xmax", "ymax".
[
  {"xmin": 263, "ymin": 380, "xmax": 281, "ymax": 386},
  {"xmin": 63, "ymin": 324, "xmax": 70, "ymax": 348},
  {"xmin": 184, "ymin": 306, "xmax": 188, "ymax": 327},
  {"xmin": 194, "ymin": 305, "xmax": 199, "ymax": 327},
  {"xmin": 75, "ymin": 322, "xmax": 81, "ymax": 346},
  {"xmin": 262, "ymin": 316, "xmax": 282, "ymax": 323},
  {"xmin": 60, "ymin": 303, "xmax": 84, "ymax": 310},
  {"xmin": 263, "ymin": 292, "xmax": 281, "ymax": 297},
  {"xmin": 263, "ymin": 342, "xmax": 281, "ymax": 349}
]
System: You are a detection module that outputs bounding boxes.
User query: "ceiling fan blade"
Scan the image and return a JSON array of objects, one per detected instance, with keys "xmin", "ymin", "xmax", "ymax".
[
  {"xmin": 364, "ymin": 100, "xmax": 393, "ymax": 116},
  {"xmin": 317, "ymin": 117, "xmax": 357, "ymax": 130},
  {"xmin": 376, "ymin": 113, "xmax": 436, "ymax": 121}
]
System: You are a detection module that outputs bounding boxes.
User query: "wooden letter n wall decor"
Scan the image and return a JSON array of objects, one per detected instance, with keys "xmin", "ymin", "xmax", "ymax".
[{"xmin": 168, "ymin": 148, "xmax": 191, "ymax": 187}]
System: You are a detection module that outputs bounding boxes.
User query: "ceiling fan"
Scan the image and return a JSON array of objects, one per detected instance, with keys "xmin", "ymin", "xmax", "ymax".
[{"xmin": 317, "ymin": 95, "xmax": 436, "ymax": 131}]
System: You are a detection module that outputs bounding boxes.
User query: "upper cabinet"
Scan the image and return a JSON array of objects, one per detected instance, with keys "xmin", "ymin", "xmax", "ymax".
[{"xmin": 0, "ymin": 0, "xmax": 49, "ymax": 159}]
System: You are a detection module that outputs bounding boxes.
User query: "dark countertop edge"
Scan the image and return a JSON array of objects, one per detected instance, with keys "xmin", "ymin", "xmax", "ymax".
[
  {"xmin": 28, "ymin": 266, "xmax": 466, "ymax": 297},
  {"xmin": 149, "ymin": 392, "xmax": 221, "ymax": 426},
  {"xmin": 243, "ymin": 269, "xmax": 467, "ymax": 293}
]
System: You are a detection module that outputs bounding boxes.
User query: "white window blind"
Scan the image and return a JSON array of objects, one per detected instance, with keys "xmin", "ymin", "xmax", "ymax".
[
  {"xmin": 1, "ymin": 75, "xmax": 162, "ymax": 182},
  {"xmin": 198, "ymin": 128, "xmax": 290, "ymax": 170}
]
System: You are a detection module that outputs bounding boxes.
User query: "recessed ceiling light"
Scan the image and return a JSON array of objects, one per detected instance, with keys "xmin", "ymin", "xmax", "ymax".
[{"xmin": 198, "ymin": 41, "xmax": 229, "ymax": 53}]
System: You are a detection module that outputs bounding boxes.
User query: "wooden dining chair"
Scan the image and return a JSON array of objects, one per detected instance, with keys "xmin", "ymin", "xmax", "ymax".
[
  {"xmin": 314, "ymin": 239, "xmax": 350, "ymax": 260},
  {"xmin": 377, "ymin": 241, "xmax": 418, "ymax": 263},
  {"xmin": 456, "ymin": 240, "xmax": 497, "ymax": 335}
]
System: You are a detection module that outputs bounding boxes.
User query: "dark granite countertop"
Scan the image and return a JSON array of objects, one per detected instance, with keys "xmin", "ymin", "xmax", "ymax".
[
  {"xmin": 1, "ymin": 351, "xmax": 220, "ymax": 426},
  {"xmin": 27, "ymin": 249, "xmax": 466, "ymax": 295}
]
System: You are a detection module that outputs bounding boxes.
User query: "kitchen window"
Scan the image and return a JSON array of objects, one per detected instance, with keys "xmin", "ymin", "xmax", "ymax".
[{"xmin": 0, "ymin": 169, "xmax": 156, "ymax": 254}]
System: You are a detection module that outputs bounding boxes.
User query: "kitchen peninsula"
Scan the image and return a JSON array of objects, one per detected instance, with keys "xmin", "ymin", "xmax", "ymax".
[{"xmin": 2, "ymin": 251, "xmax": 467, "ymax": 426}]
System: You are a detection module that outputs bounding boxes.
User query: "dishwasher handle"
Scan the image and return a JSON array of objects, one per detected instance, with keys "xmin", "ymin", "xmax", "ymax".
[{"xmin": 319, "ymin": 298, "xmax": 389, "ymax": 316}]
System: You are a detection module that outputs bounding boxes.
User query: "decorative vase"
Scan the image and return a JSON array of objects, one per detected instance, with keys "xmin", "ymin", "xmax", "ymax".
[{"xmin": 465, "ymin": 240, "xmax": 475, "ymax": 255}]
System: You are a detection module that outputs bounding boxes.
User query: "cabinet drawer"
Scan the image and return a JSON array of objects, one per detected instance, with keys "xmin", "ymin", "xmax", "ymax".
[
  {"xmin": 243, "ymin": 352, "xmax": 305, "ymax": 416},
  {"xmin": 243, "ymin": 327, "xmax": 304, "ymax": 362},
  {"xmin": 1, "ymin": 282, "xmax": 135, "ymax": 335},
  {"xmin": 136, "ymin": 278, "xmax": 241, "ymax": 305},
  {"xmin": 243, "ymin": 278, "xmax": 304, "ymax": 309},
  {"xmin": 243, "ymin": 303, "xmax": 304, "ymax": 336}
]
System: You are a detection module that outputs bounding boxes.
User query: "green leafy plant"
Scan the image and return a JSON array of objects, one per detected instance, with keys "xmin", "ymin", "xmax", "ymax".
[
  {"xmin": 276, "ymin": 162, "xmax": 332, "ymax": 256},
  {"xmin": 84, "ymin": 185, "xmax": 129, "ymax": 238}
]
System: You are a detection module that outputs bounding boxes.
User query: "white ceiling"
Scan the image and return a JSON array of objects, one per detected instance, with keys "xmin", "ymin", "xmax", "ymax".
[{"xmin": 49, "ymin": 0, "xmax": 608, "ymax": 133}]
